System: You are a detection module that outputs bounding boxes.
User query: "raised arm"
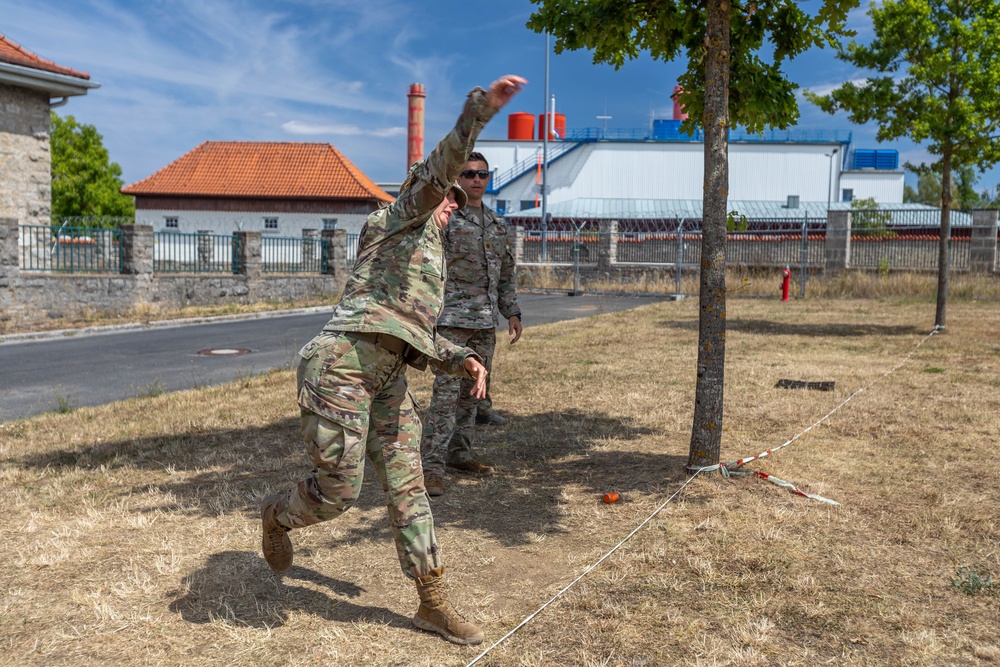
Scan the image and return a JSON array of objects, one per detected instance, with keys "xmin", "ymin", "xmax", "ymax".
[{"xmin": 392, "ymin": 76, "xmax": 526, "ymax": 226}]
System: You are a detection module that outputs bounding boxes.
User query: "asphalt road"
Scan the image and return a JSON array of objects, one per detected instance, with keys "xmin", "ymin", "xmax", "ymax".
[{"xmin": 0, "ymin": 293, "xmax": 670, "ymax": 421}]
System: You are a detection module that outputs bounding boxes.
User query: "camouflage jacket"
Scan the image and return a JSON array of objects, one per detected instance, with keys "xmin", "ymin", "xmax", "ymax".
[
  {"xmin": 437, "ymin": 204, "xmax": 519, "ymax": 329},
  {"xmin": 320, "ymin": 87, "xmax": 498, "ymax": 374}
]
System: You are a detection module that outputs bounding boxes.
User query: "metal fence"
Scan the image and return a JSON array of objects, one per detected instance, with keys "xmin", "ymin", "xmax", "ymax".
[
  {"xmin": 261, "ymin": 235, "xmax": 326, "ymax": 273},
  {"xmin": 19, "ymin": 225, "xmax": 122, "ymax": 272},
  {"xmin": 153, "ymin": 231, "xmax": 237, "ymax": 273},
  {"xmin": 347, "ymin": 233, "xmax": 360, "ymax": 265},
  {"xmin": 516, "ymin": 212, "xmax": 988, "ymax": 297}
]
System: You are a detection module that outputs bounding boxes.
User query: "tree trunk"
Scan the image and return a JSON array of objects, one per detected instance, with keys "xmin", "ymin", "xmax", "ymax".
[
  {"xmin": 935, "ymin": 144, "xmax": 952, "ymax": 329},
  {"xmin": 688, "ymin": 0, "xmax": 731, "ymax": 472}
]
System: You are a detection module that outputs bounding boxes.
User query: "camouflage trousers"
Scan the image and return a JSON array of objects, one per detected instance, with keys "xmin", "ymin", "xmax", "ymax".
[
  {"xmin": 420, "ymin": 326, "xmax": 496, "ymax": 476},
  {"xmin": 270, "ymin": 331, "xmax": 441, "ymax": 579}
]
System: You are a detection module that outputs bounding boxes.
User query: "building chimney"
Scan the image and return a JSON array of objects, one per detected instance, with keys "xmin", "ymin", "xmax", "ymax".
[{"xmin": 407, "ymin": 83, "xmax": 426, "ymax": 170}]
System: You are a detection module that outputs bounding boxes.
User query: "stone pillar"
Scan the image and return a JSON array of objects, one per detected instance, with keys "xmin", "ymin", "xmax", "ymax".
[
  {"xmin": 512, "ymin": 226, "xmax": 524, "ymax": 264},
  {"xmin": 598, "ymin": 219, "xmax": 618, "ymax": 270},
  {"xmin": 197, "ymin": 230, "xmax": 213, "ymax": 268},
  {"xmin": 321, "ymin": 228, "xmax": 348, "ymax": 277},
  {"xmin": 302, "ymin": 228, "xmax": 319, "ymax": 267},
  {"xmin": 0, "ymin": 218, "xmax": 20, "ymax": 286},
  {"xmin": 235, "ymin": 231, "xmax": 262, "ymax": 278},
  {"xmin": 120, "ymin": 224, "xmax": 154, "ymax": 275},
  {"xmin": 970, "ymin": 209, "xmax": 998, "ymax": 274},
  {"xmin": 825, "ymin": 210, "xmax": 851, "ymax": 274}
]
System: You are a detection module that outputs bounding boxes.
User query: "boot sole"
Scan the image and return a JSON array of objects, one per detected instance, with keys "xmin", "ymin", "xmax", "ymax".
[{"xmin": 411, "ymin": 614, "xmax": 484, "ymax": 645}]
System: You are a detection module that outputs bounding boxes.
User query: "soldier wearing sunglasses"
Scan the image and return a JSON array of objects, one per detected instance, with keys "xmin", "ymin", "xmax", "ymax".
[{"xmin": 420, "ymin": 151, "xmax": 522, "ymax": 498}]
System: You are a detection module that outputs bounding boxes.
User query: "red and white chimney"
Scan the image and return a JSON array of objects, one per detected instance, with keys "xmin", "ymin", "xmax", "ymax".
[{"xmin": 407, "ymin": 83, "xmax": 425, "ymax": 169}]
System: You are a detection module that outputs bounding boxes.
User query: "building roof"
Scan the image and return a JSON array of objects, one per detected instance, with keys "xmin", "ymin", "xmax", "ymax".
[
  {"xmin": 505, "ymin": 198, "xmax": 969, "ymax": 225},
  {"xmin": 122, "ymin": 141, "xmax": 393, "ymax": 202},
  {"xmin": 0, "ymin": 33, "xmax": 90, "ymax": 79}
]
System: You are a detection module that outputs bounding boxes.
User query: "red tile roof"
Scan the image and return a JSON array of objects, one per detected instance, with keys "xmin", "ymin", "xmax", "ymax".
[
  {"xmin": 0, "ymin": 33, "xmax": 90, "ymax": 80},
  {"xmin": 122, "ymin": 141, "xmax": 393, "ymax": 202}
]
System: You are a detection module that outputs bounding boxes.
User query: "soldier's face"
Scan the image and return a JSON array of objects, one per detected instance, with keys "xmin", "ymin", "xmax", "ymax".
[
  {"xmin": 457, "ymin": 159, "xmax": 489, "ymax": 205},
  {"xmin": 433, "ymin": 191, "xmax": 459, "ymax": 229}
]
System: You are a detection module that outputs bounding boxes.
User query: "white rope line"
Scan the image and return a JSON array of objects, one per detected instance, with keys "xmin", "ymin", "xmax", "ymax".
[
  {"xmin": 688, "ymin": 325, "xmax": 941, "ymax": 476},
  {"xmin": 464, "ymin": 468, "xmax": 705, "ymax": 667},
  {"xmin": 465, "ymin": 325, "xmax": 941, "ymax": 664}
]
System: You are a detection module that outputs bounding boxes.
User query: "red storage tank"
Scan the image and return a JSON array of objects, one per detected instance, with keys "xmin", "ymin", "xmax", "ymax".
[
  {"xmin": 508, "ymin": 112, "xmax": 535, "ymax": 140},
  {"xmin": 538, "ymin": 113, "xmax": 566, "ymax": 140}
]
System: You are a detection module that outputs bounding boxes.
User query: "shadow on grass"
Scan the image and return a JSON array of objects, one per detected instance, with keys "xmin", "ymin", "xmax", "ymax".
[
  {"xmin": 168, "ymin": 549, "xmax": 410, "ymax": 629},
  {"xmin": 8, "ymin": 409, "xmax": 687, "ymax": 548},
  {"xmin": 661, "ymin": 317, "xmax": 924, "ymax": 338}
]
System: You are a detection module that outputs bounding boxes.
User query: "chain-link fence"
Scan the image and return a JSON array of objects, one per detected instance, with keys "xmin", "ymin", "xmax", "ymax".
[{"xmin": 511, "ymin": 209, "xmax": 989, "ymax": 298}]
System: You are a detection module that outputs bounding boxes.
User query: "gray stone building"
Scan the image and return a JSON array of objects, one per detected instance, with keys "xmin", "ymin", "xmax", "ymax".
[{"xmin": 0, "ymin": 33, "xmax": 98, "ymax": 227}]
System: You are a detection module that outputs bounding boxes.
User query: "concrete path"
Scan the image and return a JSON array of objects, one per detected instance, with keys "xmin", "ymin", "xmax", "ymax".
[{"xmin": 0, "ymin": 293, "xmax": 670, "ymax": 421}]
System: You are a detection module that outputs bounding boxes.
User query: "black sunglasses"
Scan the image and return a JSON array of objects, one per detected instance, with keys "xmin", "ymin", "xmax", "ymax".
[{"xmin": 460, "ymin": 169, "xmax": 490, "ymax": 180}]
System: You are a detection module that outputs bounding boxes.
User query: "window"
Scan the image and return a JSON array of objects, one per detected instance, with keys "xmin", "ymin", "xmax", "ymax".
[
  {"xmin": 495, "ymin": 200, "xmax": 508, "ymax": 216},
  {"xmin": 322, "ymin": 218, "xmax": 338, "ymax": 230},
  {"xmin": 519, "ymin": 200, "xmax": 536, "ymax": 211},
  {"xmin": 164, "ymin": 216, "xmax": 178, "ymax": 229},
  {"xmin": 263, "ymin": 217, "xmax": 279, "ymax": 231},
  {"xmin": 841, "ymin": 189, "xmax": 854, "ymax": 203}
]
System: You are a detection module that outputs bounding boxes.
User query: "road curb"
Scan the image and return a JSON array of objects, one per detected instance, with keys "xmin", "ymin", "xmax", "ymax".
[{"xmin": 0, "ymin": 306, "xmax": 333, "ymax": 345}]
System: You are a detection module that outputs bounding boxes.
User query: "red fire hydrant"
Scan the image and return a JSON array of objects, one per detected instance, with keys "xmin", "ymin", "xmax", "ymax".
[{"xmin": 780, "ymin": 267, "xmax": 791, "ymax": 301}]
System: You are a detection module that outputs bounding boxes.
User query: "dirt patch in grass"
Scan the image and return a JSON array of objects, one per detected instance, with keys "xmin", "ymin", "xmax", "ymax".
[{"xmin": 2, "ymin": 298, "xmax": 999, "ymax": 665}]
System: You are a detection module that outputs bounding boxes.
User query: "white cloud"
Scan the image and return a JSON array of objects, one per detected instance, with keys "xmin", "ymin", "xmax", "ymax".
[{"xmin": 281, "ymin": 121, "xmax": 405, "ymax": 138}]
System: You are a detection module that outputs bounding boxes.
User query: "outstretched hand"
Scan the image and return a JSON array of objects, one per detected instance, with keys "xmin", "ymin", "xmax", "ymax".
[
  {"xmin": 486, "ymin": 75, "xmax": 527, "ymax": 110},
  {"xmin": 464, "ymin": 357, "xmax": 488, "ymax": 399}
]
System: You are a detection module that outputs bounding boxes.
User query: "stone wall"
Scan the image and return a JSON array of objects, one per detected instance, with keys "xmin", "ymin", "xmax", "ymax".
[
  {"xmin": 0, "ymin": 221, "xmax": 350, "ymax": 332},
  {"xmin": 0, "ymin": 83, "xmax": 51, "ymax": 227}
]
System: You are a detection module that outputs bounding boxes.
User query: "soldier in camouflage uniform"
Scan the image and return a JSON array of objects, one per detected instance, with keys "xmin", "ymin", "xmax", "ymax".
[
  {"xmin": 421, "ymin": 152, "xmax": 522, "ymax": 497},
  {"xmin": 259, "ymin": 75, "xmax": 526, "ymax": 646}
]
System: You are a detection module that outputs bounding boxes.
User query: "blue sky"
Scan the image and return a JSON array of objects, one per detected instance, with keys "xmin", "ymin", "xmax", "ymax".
[{"xmin": 2, "ymin": 0, "xmax": 992, "ymax": 193}]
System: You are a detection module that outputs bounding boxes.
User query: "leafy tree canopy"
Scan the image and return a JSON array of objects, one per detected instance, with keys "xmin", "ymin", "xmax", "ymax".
[
  {"xmin": 807, "ymin": 0, "xmax": 1000, "ymax": 174},
  {"xmin": 50, "ymin": 112, "xmax": 134, "ymax": 223},
  {"xmin": 527, "ymin": 0, "xmax": 857, "ymax": 134}
]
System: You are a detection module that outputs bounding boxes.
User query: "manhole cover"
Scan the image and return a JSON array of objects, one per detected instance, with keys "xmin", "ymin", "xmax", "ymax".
[{"xmin": 197, "ymin": 348, "xmax": 252, "ymax": 356}]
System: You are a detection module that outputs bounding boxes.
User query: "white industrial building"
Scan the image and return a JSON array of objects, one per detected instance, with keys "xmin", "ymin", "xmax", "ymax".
[{"xmin": 475, "ymin": 113, "xmax": 904, "ymax": 219}]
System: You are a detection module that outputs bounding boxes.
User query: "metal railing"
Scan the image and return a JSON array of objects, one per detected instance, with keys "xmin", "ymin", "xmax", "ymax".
[
  {"xmin": 19, "ymin": 225, "xmax": 122, "ymax": 272},
  {"xmin": 346, "ymin": 233, "xmax": 360, "ymax": 265},
  {"xmin": 153, "ymin": 231, "xmax": 237, "ymax": 273},
  {"xmin": 262, "ymin": 235, "xmax": 326, "ymax": 273}
]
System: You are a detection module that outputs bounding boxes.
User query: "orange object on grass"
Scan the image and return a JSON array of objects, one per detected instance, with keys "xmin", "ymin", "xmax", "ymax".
[{"xmin": 602, "ymin": 492, "xmax": 619, "ymax": 504}]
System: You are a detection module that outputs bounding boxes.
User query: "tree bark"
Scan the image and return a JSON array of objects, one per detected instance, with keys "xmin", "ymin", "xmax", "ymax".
[
  {"xmin": 935, "ymin": 141, "xmax": 952, "ymax": 329},
  {"xmin": 688, "ymin": 0, "xmax": 731, "ymax": 471}
]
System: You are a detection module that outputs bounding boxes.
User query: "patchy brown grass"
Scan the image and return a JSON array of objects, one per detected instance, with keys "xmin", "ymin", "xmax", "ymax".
[{"xmin": 3, "ymin": 298, "xmax": 999, "ymax": 666}]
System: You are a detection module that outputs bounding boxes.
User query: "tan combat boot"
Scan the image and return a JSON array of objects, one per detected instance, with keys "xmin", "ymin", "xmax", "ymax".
[
  {"xmin": 424, "ymin": 472, "xmax": 445, "ymax": 497},
  {"xmin": 412, "ymin": 567, "xmax": 484, "ymax": 645},
  {"xmin": 260, "ymin": 494, "xmax": 293, "ymax": 573}
]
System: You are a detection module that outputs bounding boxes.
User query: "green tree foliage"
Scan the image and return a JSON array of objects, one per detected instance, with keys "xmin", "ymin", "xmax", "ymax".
[
  {"xmin": 850, "ymin": 196, "xmax": 893, "ymax": 237},
  {"xmin": 50, "ymin": 112, "xmax": 134, "ymax": 225},
  {"xmin": 807, "ymin": 0, "xmax": 1000, "ymax": 327},
  {"xmin": 527, "ymin": 0, "xmax": 857, "ymax": 470}
]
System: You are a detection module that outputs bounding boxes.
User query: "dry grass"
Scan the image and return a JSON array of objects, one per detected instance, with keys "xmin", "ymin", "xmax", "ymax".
[
  {"xmin": 521, "ymin": 267, "xmax": 1000, "ymax": 301},
  {"xmin": 3, "ymin": 297, "xmax": 1000, "ymax": 665}
]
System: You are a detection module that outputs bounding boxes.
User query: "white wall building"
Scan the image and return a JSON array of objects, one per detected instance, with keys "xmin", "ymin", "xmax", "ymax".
[{"xmin": 475, "ymin": 120, "xmax": 904, "ymax": 217}]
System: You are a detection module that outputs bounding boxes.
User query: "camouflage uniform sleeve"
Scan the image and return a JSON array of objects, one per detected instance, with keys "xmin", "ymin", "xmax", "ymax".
[
  {"xmin": 390, "ymin": 88, "xmax": 499, "ymax": 231},
  {"xmin": 497, "ymin": 216, "xmax": 520, "ymax": 320},
  {"xmin": 427, "ymin": 335, "xmax": 483, "ymax": 377}
]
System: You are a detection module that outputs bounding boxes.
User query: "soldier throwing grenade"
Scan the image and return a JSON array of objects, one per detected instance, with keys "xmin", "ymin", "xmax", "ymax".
[{"xmin": 259, "ymin": 75, "xmax": 526, "ymax": 646}]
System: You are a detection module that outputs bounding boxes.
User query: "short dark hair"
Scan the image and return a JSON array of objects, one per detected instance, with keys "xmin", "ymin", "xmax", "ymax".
[{"xmin": 466, "ymin": 151, "xmax": 489, "ymax": 170}]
